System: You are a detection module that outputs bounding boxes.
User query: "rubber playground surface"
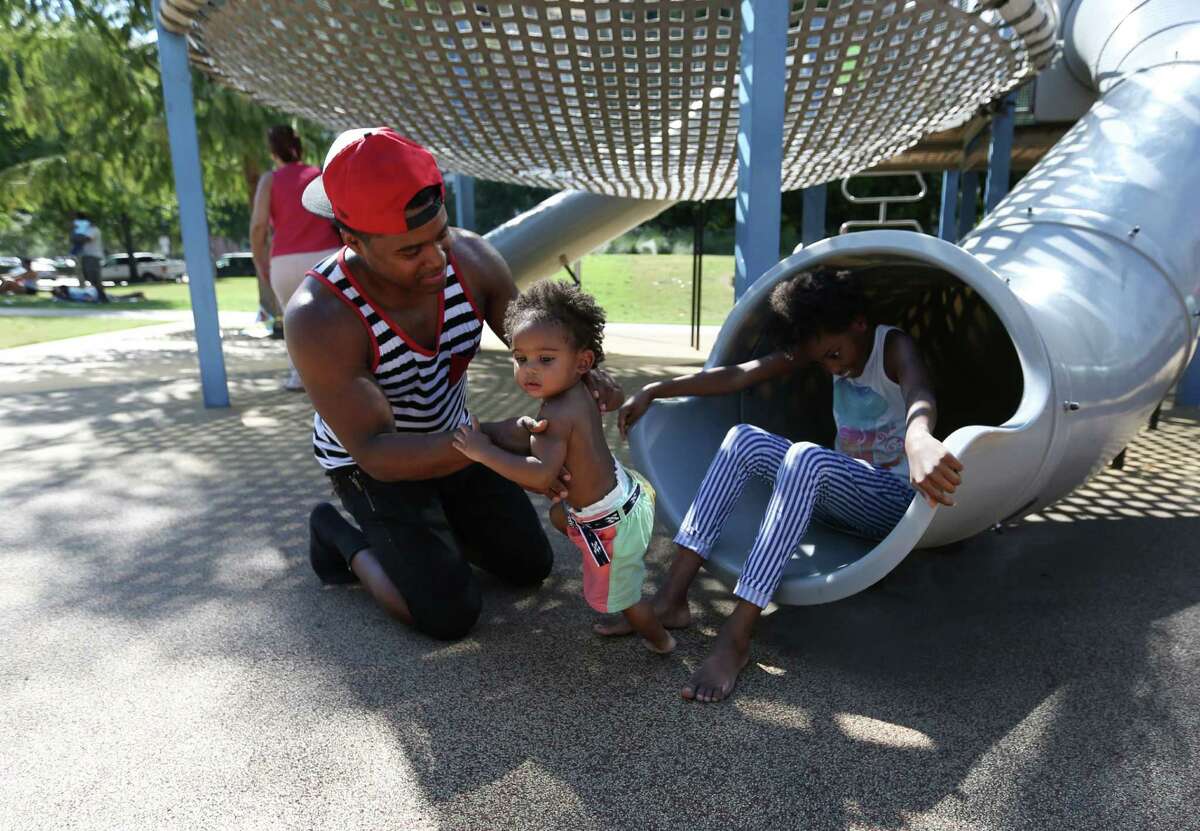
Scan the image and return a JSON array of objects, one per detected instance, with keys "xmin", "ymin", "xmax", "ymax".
[{"xmin": 1, "ymin": 322, "xmax": 1198, "ymax": 830}]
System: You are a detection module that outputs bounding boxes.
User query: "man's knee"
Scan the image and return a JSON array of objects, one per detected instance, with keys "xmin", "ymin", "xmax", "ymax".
[
  {"xmin": 510, "ymin": 540, "xmax": 553, "ymax": 586},
  {"xmin": 413, "ymin": 582, "xmax": 482, "ymax": 641}
]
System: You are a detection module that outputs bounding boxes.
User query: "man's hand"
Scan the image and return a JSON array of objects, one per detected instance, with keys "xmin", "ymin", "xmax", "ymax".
[
  {"xmin": 582, "ymin": 367, "xmax": 624, "ymax": 413},
  {"xmin": 617, "ymin": 389, "xmax": 654, "ymax": 439},
  {"xmin": 905, "ymin": 431, "xmax": 963, "ymax": 508},
  {"xmin": 452, "ymin": 416, "xmax": 494, "ymax": 462}
]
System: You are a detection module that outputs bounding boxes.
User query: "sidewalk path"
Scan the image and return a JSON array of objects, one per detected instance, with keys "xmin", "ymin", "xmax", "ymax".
[{"xmin": 0, "ymin": 317, "xmax": 717, "ymax": 394}]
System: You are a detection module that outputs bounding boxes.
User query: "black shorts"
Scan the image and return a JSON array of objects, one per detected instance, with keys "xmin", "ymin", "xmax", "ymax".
[{"xmin": 329, "ymin": 462, "xmax": 553, "ymax": 640}]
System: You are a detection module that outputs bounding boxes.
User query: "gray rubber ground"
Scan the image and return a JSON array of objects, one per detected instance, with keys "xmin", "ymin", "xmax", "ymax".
[{"xmin": 1, "ymin": 325, "xmax": 1197, "ymax": 830}]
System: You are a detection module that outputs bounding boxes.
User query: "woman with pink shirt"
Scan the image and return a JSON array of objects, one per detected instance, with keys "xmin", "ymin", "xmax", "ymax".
[{"xmin": 251, "ymin": 125, "xmax": 342, "ymax": 390}]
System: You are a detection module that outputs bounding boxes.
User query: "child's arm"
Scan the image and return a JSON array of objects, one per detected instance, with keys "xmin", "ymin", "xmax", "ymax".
[
  {"xmin": 618, "ymin": 350, "xmax": 798, "ymax": 437},
  {"xmin": 452, "ymin": 415, "xmax": 571, "ymax": 494},
  {"xmin": 885, "ymin": 332, "xmax": 964, "ymax": 508}
]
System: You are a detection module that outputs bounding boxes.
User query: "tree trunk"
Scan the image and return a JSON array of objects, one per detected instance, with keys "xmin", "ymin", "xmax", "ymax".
[{"xmin": 121, "ymin": 212, "xmax": 137, "ymax": 283}]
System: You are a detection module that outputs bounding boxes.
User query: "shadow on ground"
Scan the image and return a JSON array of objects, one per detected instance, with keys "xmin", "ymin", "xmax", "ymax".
[{"xmin": 2, "ymin": 340, "xmax": 1198, "ymax": 830}]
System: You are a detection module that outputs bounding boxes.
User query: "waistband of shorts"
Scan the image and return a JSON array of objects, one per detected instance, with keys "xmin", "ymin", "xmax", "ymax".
[
  {"xmin": 568, "ymin": 459, "xmax": 634, "ymax": 520},
  {"xmin": 569, "ymin": 480, "xmax": 643, "ymax": 532}
]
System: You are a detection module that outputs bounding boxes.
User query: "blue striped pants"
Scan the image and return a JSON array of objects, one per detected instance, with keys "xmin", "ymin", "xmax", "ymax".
[{"xmin": 674, "ymin": 424, "xmax": 915, "ymax": 608}]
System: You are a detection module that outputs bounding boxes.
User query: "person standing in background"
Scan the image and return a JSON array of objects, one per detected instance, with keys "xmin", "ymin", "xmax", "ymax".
[
  {"xmin": 73, "ymin": 212, "xmax": 108, "ymax": 304},
  {"xmin": 250, "ymin": 125, "xmax": 342, "ymax": 390}
]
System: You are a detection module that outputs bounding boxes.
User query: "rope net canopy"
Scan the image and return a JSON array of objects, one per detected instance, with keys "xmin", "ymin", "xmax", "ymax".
[{"xmin": 160, "ymin": 0, "xmax": 1057, "ymax": 201}]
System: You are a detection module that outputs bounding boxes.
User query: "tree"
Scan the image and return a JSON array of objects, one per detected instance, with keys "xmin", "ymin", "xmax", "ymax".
[{"xmin": 0, "ymin": 1, "xmax": 330, "ymax": 277}]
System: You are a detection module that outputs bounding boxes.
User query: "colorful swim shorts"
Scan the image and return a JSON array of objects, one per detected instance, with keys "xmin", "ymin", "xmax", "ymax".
[{"xmin": 566, "ymin": 464, "xmax": 656, "ymax": 614}]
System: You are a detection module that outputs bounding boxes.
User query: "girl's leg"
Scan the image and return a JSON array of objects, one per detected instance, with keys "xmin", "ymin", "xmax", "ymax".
[
  {"xmin": 673, "ymin": 424, "xmax": 792, "ymax": 557},
  {"xmin": 735, "ymin": 443, "xmax": 914, "ymax": 606},
  {"xmin": 596, "ymin": 424, "xmax": 791, "ymax": 637},
  {"xmin": 684, "ymin": 443, "xmax": 914, "ymax": 702}
]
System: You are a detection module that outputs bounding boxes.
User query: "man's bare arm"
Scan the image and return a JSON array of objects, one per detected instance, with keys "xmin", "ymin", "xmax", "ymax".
[
  {"xmin": 450, "ymin": 229, "xmax": 517, "ymax": 345},
  {"xmin": 287, "ymin": 282, "xmax": 475, "ymax": 481}
]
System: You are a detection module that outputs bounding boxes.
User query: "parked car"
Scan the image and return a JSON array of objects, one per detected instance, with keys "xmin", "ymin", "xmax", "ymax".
[
  {"xmin": 101, "ymin": 252, "xmax": 187, "ymax": 283},
  {"xmin": 214, "ymin": 252, "xmax": 257, "ymax": 278},
  {"xmin": 29, "ymin": 257, "xmax": 63, "ymax": 276},
  {"xmin": 0, "ymin": 256, "xmax": 22, "ymax": 275}
]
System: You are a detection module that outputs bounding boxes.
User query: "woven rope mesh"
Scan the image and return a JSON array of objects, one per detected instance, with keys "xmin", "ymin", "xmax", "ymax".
[{"xmin": 163, "ymin": 0, "xmax": 1057, "ymax": 199}]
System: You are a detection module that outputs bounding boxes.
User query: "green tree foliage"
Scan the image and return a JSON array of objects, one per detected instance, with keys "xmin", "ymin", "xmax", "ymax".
[{"xmin": 0, "ymin": 0, "xmax": 329, "ymax": 267}]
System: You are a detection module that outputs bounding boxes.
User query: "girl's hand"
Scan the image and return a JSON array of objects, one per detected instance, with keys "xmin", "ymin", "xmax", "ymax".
[
  {"xmin": 617, "ymin": 389, "xmax": 654, "ymax": 439},
  {"xmin": 582, "ymin": 367, "xmax": 624, "ymax": 413},
  {"xmin": 905, "ymin": 431, "xmax": 963, "ymax": 508},
  {"xmin": 452, "ymin": 416, "xmax": 493, "ymax": 461}
]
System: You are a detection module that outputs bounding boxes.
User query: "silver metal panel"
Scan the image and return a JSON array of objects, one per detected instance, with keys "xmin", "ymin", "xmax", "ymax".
[{"xmin": 484, "ymin": 190, "xmax": 674, "ymax": 288}]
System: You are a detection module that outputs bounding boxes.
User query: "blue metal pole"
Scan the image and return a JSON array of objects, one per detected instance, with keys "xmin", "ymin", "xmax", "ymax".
[
  {"xmin": 733, "ymin": 0, "xmax": 789, "ymax": 300},
  {"xmin": 1179, "ymin": 346, "xmax": 1200, "ymax": 406},
  {"xmin": 454, "ymin": 173, "xmax": 476, "ymax": 232},
  {"xmin": 153, "ymin": 1, "xmax": 229, "ymax": 408},
  {"xmin": 938, "ymin": 170, "xmax": 961, "ymax": 241},
  {"xmin": 801, "ymin": 185, "xmax": 826, "ymax": 247},
  {"xmin": 984, "ymin": 93, "xmax": 1016, "ymax": 213},
  {"xmin": 958, "ymin": 170, "xmax": 979, "ymax": 239}
]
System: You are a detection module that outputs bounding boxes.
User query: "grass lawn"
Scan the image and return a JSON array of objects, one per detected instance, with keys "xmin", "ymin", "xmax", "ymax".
[
  {"xmin": 566, "ymin": 253, "xmax": 735, "ymax": 325},
  {"xmin": 0, "ymin": 255, "xmax": 736, "ymax": 331},
  {"xmin": 0, "ymin": 316, "xmax": 166, "ymax": 349}
]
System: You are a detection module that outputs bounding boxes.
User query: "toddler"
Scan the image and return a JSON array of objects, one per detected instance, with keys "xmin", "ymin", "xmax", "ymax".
[{"xmin": 452, "ymin": 280, "xmax": 674, "ymax": 653}]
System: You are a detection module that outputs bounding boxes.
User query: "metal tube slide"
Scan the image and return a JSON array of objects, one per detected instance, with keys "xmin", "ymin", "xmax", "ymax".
[
  {"xmin": 484, "ymin": 190, "xmax": 675, "ymax": 289},
  {"xmin": 631, "ymin": 0, "xmax": 1200, "ymax": 605}
]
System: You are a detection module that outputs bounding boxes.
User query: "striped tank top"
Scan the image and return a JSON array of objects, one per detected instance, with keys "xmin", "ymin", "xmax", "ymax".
[{"xmin": 306, "ymin": 248, "xmax": 484, "ymax": 471}]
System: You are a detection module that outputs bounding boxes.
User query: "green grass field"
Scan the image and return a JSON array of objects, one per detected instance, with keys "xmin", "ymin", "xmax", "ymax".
[
  {"xmin": 7, "ymin": 256, "xmax": 735, "ymax": 322},
  {"xmin": 568, "ymin": 254, "xmax": 734, "ymax": 325},
  {"xmin": 0, "ymin": 316, "xmax": 165, "ymax": 349},
  {"xmin": 0, "ymin": 255, "xmax": 736, "ymax": 347}
]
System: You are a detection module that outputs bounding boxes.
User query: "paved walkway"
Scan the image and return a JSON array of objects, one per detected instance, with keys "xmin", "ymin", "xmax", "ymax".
[{"xmin": 2, "ymin": 322, "xmax": 1198, "ymax": 830}]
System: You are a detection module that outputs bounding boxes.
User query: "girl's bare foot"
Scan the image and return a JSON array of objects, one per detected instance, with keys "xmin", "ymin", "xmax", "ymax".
[
  {"xmin": 681, "ymin": 601, "xmax": 759, "ymax": 703},
  {"xmin": 681, "ymin": 636, "xmax": 750, "ymax": 703},
  {"xmin": 593, "ymin": 598, "xmax": 690, "ymax": 636}
]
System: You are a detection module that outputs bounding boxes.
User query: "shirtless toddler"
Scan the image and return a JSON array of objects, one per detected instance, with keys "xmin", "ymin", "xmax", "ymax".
[{"xmin": 452, "ymin": 280, "xmax": 674, "ymax": 653}]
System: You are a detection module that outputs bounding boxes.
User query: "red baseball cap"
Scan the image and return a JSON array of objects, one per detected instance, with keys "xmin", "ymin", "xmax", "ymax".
[{"xmin": 302, "ymin": 127, "xmax": 445, "ymax": 235}]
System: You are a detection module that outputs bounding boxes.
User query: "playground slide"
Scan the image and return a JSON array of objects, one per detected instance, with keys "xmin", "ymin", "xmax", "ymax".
[
  {"xmin": 627, "ymin": 0, "xmax": 1200, "ymax": 604},
  {"xmin": 485, "ymin": 190, "xmax": 675, "ymax": 288},
  {"xmin": 497, "ymin": 0, "xmax": 1200, "ymax": 606}
]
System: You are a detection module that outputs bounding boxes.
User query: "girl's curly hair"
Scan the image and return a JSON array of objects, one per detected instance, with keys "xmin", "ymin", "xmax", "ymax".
[
  {"xmin": 504, "ymin": 279, "xmax": 606, "ymax": 365},
  {"xmin": 768, "ymin": 267, "xmax": 867, "ymax": 343}
]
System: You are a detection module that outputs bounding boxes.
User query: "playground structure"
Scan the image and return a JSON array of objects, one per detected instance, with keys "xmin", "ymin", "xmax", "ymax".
[{"xmin": 154, "ymin": 1, "xmax": 1200, "ymax": 604}]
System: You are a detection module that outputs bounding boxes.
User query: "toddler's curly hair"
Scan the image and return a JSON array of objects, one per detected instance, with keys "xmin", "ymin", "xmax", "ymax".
[
  {"xmin": 504, "ymin": 279, "xmax": 606, "ymax": 365},
  {"xmin": 768, "ymin": 266, "xmax": 867, "ymax": 343}
]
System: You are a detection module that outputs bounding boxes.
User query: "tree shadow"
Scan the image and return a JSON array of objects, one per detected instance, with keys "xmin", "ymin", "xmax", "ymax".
[{"xmin": 4, "ymin": 341, "xmax": 1198, "ymax": 830}]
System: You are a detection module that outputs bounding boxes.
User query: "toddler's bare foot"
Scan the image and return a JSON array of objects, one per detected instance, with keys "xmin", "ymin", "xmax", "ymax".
[
  {"xmin": 681, "ymin": 635, "xmax": 750, "ymax": 703},
  {"xmin": 608, "ymin": 600, "xmax": 676, "ymax": 653},
  {"xmin": 593, "ymin": 598, "xmax": 690, "ymax": 637},
  {"xmin": 643, "ymin": 631, "xmax": 676, "ymax": 655}
]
